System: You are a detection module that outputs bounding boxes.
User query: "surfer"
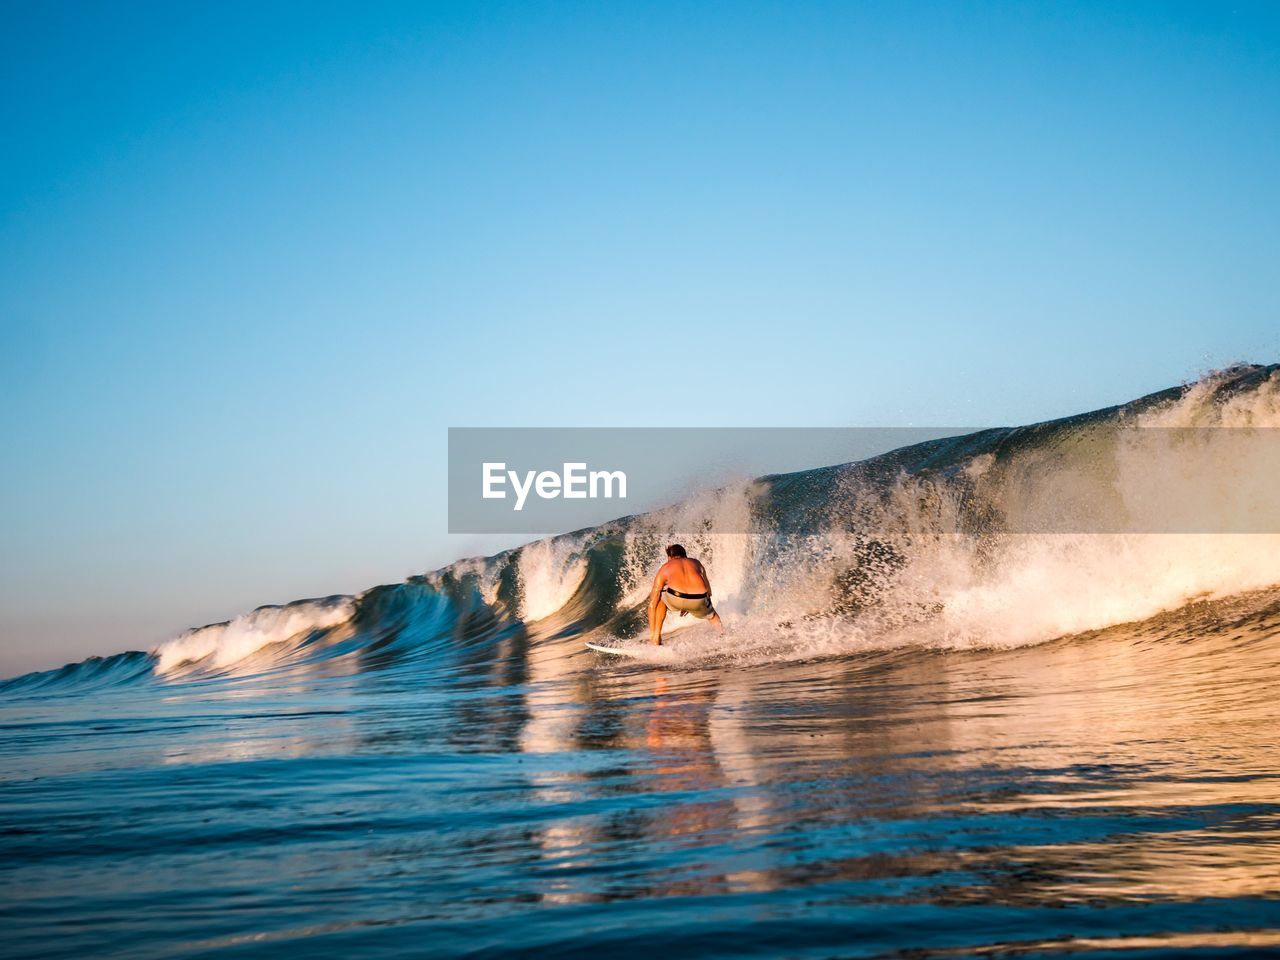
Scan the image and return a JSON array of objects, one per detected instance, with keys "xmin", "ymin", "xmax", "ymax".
[{"xmin": 649, "ymin": 544, "xmax": 724, "ymax": 644}]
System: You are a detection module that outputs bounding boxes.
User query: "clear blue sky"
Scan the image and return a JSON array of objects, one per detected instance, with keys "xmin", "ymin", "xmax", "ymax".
[{"xmin": 2, "ymin": 1, "xmax": 1277, "ymax": 675}]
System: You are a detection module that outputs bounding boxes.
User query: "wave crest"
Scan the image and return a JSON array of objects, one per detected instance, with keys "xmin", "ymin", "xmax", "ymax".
[{"xmin": 7, "ymin": 364, "xmax": 1280, "ymax": 690}]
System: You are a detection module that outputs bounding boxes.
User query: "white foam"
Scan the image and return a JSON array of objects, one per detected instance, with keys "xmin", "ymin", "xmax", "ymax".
[
  {"xmin": 154, "ymin": 598, "xmax": 355, "ymax": 674},
  {"xmin": 608, "ymin": 368, "xmax": 1280, "ymax": 659},
  {"xmin": 517, "ymin": 539, "xmax": 588, "ymax": 621}
]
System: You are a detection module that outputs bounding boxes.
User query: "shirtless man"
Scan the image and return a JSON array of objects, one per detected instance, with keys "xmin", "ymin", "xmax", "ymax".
[{"xmin": 649, "ymin": 544, "xmax": 724, "ymax": 645}]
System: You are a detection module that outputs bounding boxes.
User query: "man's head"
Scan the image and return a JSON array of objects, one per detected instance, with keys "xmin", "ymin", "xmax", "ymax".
[{"xmin": 665, "ymin": 544, "xmax": 687, "ymax": 558}]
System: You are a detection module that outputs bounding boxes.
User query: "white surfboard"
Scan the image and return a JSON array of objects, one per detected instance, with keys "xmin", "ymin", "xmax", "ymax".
[{"xmin": 584, "ymin": 641, "xmax": 652, "ymax": 658}]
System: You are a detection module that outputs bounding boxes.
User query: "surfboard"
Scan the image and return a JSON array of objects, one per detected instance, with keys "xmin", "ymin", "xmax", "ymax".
[{"xmin": 584, "ymin": 641, "xmax": 652, "ymax": 658}]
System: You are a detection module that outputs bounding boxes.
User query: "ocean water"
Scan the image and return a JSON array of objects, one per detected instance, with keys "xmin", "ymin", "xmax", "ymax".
[{"xmin": 3, "ymin": 366, "xmax": 1280, "ymax": 958}]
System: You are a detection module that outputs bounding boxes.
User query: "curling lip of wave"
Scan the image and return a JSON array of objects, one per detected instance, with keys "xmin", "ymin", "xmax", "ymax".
[
  {"xmin": 152, "ymin": 596, "xmax": 356, "ymax": 675},
  {"xmin": 4, "ymin": 362, "xmax": 1279, "ymax": 690}
]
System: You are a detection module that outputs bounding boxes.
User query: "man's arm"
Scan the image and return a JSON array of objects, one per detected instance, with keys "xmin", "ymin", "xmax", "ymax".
[
  {"xmin": 648, "ymin": 566, "xmax": 670, "ymax": 644},
  {"xmin": 695, "ymin": 559, "xmax": 712, "ymax": 597},
  {"xmin": 649, "ymin": 568, "xmax": 668, "ymax": 609}
]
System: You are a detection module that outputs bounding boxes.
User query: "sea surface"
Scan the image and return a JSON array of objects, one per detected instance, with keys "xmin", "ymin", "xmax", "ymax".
[{"xmin": 3, "ymin": 366, "xmax": 1280, "ymax": 958}]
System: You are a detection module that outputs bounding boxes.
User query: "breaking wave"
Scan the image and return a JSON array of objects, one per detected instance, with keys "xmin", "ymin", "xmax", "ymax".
[{"xmin": 6, "ymin": 363, "xmax": 1280, "ymax": 691}]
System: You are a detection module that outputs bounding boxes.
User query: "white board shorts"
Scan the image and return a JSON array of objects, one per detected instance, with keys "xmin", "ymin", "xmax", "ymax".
[{"xmin": 662, "ymin": 590, "xmax": 716, "ymax": 619}]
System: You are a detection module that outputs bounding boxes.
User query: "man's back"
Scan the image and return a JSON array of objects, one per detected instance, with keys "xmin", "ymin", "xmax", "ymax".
[
  {"xmin": 649, "ymin": 544, "xmax": 724, "ymax": 644},
  {"xmin": 660, "ymin": 556, "xmax": 709, "ymax": 594}
]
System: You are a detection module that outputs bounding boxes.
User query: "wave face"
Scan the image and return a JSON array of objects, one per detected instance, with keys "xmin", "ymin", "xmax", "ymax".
[
  {"xmin": 5, "ymin": 365, "xmax": 1280, "ymax": 959},
  {"xmin": 6, "ymin": 363, "xmax": 1279, "ymax": 693}
]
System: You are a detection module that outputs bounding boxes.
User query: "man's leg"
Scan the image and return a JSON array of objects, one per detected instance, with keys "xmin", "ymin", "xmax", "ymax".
[
  {"xmin": 649, "ymin": 600, "xmax": 667, "ymax": 645},
  {"xmin": 707, "ymin": 610, "xmax": 725, "ymax": 633}
]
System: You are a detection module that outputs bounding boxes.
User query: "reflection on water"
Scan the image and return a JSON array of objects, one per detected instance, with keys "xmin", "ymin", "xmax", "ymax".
[{"xmin": 2, "ymin": 591, "xmax": 1280, "ymax": 958}]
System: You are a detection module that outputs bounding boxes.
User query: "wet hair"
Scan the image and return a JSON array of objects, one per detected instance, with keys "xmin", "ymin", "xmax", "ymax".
[{"xmin": 665, "ymin": 544, "xmax": 687, "ymax": 558}]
